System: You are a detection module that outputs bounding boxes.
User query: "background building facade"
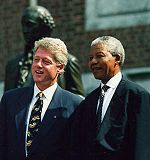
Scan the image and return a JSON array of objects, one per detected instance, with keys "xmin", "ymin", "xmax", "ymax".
[{"xmin": 0, "ymin": 0, "xmax": 150, "ymax": 96}]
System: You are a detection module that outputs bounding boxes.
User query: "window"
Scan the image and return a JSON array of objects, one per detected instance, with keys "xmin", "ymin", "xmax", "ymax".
[{"xmin": 85, "ymin": 0, "xmax": 150, "ymax": 31}]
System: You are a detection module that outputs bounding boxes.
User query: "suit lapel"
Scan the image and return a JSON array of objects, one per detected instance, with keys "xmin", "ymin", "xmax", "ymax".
[
  {"xmin": 28, "ymin": 86, "xmax": 65, "ymax": 154},
  {"xmin": 15, "ymin": 87, "xmax": 33, "ymax": 154},
  {"xmin": 96, "ymin": 79, "xmax": 127, "ymax": 148},
  {"xmin": 40, "ymin": 86, "xmax": 64, "ymax": 135},
  {"xmin": 15, "ymin": 87, "xmax": 33, "ymax": 133}
]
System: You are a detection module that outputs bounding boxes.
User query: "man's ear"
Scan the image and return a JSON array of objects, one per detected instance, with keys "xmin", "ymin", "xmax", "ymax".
[
  {"xmin": 114, "ymin": 54, "xmax": 121, "ymax": 65},
  {"xmin": 57, "ymin": 64, "xmax": 65, "ymax": 75}
]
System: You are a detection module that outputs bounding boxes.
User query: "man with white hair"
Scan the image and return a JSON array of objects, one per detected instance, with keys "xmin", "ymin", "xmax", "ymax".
[
  {"xmin": 69, "ymin": 36, "xmax": 150, "ymax": 160},
  {"xmin": 0, "ymin": 37, "xmax": 83, "ymax": 160}
]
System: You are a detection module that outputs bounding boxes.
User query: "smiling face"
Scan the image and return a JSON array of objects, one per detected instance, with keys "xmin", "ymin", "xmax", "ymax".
[
  {"xmin": 89, "ymin": 43, "xmax": 120, "ymax": 84},
  {"xmin": 32, "ymin": 47, "xmax": 64, "ymax": 90}
]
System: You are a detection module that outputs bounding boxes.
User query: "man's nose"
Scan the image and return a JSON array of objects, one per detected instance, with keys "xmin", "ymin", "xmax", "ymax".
[
  {"xmin": 36, "ymin": 60, "xmax": 43, "ymax": 67},
  {"xmin": 90, "ymin": 57, "xmax": 98, "ymax": 64}
]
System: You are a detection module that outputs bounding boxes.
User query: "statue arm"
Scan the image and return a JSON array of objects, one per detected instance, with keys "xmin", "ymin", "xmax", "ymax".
[{"xmin": 64, "ymin": 54, "xmax": 85, "ymax": 96}]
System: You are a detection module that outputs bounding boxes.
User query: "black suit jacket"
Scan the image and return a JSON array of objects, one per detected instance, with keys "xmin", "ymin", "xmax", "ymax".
[
  {"xmin": 4, "ymin": 54, "xmax": 85, "ymax": 96},
  {"xmin": 69, "ymin": 78, "xmax": 150, "ymax": 160},
  {"xmin": 0, "ymin": 85, "xmax": 83, "ymax": 160}
]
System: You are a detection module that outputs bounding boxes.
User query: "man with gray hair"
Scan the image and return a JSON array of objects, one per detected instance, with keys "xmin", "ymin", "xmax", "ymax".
[
  {"xmin": 4, "ymin": 5, "xmax": 84, "ymax": 97},
  {"xmin": 0, "ymin": 37, "xmax": 83, "ymax": 160},
  {"xmin": 69, "ymin": 36, "xmax": 150, "ymax": 160}
]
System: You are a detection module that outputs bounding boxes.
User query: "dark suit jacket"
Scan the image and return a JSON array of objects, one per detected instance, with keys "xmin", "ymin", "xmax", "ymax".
[
  {"xmin": 4, "ymin": 54, "xmax": 85, "ymax": 96},
  {"xmin": 0, "ymin": 85, "xmax": 83, "ymax": 160},
  {"xmin": 69, "ymin": 78, "xmax": 150, "ymax": 160}
]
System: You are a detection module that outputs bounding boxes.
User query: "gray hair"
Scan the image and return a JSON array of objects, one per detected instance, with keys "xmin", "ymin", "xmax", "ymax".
[
  {"xmin": 91, "ymin": 36, "xmax": 125, "ymax": 65},
  {"xmin": 34, "ymin": 37, "xmax": 68, "ymax": 66}
]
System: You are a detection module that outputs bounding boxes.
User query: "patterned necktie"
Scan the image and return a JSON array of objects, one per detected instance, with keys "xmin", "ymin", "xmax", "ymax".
[
  {"xmin": 97, "ymin": 85, "xmax": 109, "ymax": 131},
  {"xmin": 26, "ymin": 92, "xmax": 44, "ymax": 153}
]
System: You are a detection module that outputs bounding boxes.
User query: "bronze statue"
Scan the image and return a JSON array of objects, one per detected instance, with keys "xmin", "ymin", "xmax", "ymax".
[{"xmin": 4, "ymin": 5, "xmax": 84, "ymax": 96}]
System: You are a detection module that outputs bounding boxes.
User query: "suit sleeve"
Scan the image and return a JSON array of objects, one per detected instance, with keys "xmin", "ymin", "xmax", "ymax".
[
  {"xmin": 135, "ymin": 91, "xmax": 150, "ymax": 160},
  {"xmin": 68, "ymin": 101, "xmax": 85, "ymax": 160}
]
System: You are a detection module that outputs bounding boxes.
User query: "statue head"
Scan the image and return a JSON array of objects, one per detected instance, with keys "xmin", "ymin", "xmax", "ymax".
[{"xmin": 21, "ymin": 5, "xmax": 55, "ymax": 46}]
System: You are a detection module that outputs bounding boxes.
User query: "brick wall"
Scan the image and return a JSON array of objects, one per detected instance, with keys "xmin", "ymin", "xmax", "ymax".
[
  {"xmin": 1, "ymin": 0, "xmax": 150, "ymax": 81},
  {"xmin": 0, "ymin": 0, "xmax": 27, "ymax": 81}
]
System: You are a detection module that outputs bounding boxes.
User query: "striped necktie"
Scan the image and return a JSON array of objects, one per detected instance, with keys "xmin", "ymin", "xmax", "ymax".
[
  {"xmin": 26, "ymin": 92, "xmax": 44, "ymax": 153},
  {"xmin": 97, "ymin": 85, "xmax": 109, "ymax": 131}
]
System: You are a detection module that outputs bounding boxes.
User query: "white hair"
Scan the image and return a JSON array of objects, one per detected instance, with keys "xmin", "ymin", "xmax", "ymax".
[
  {"xmin": 91, "ymin": 36, "xmax": 125, "ymax": 65},
  {"xmin": 34, "ymin": 37, "xmax": 68, "ymax": 65}
]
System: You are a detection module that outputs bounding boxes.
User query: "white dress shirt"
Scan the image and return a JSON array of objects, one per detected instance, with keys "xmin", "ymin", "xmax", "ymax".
[
  {"xmin": 97, "ymin": 72, "xmax": 122, "ymax": 121},
  {"xmin": 25, "ymin": 82, "xmax": 57, "ymax": 155}
]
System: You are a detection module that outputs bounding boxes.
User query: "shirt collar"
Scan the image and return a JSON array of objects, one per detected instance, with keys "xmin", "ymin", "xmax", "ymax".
[
  {"xmin": 33, "ymin": 83, "xmax": 58, "ymax": 100},
  {"xmin": 101, "ymin": 72, "xmax": 122, "ymax": 89}
]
